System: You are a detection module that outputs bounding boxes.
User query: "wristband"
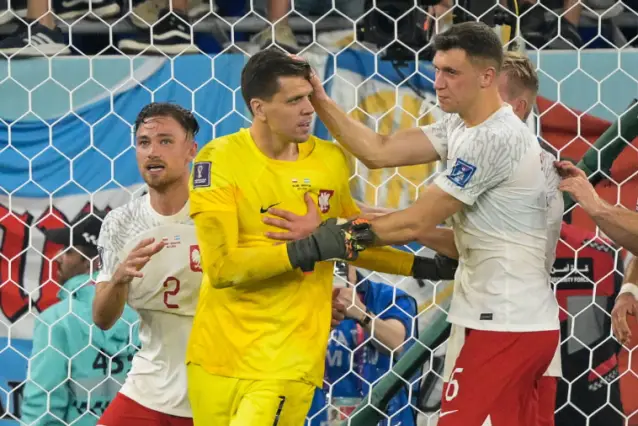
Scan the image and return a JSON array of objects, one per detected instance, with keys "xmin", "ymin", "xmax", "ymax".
[
  {"xmin": 357, "ymin": 309, "xmax": 373, "ymax": 327},
  {"xmin": 618, "ymin": 283, "xmax": 638, "ymax": 301}
]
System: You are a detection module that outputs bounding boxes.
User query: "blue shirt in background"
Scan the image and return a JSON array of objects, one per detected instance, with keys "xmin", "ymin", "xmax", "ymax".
[
  {"xmin": 20, "ymin": 273, "xmax": 139, "ymax": 426},
  {"xmin": 307, "ymin": 278, "xmax": 419, "ymax": 426}
]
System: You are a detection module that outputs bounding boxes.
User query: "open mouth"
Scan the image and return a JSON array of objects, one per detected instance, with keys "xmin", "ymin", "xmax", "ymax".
[{"xmin": 146, "ymin": 164, "xmax": 165, "ymax": 172}]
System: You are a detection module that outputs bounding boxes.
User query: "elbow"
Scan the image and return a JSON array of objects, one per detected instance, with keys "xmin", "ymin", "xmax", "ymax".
[
  {"xmin": 205, "ymin": 267, "xmax": 237, "ymax": 290},
  {"xmin": 355, "ymin": 134, "xmax": 392, "ymax": 170},
  {"xmin": 92, "ymin": 303, "xmax": 115, "ymax": 331},
  {"xmin": 93, "ymin": 315, "xmax": 115, "ymax": 331},
  {"xmin": 360, "ymin": 156, "xmax": 387, "ymax": 170}
]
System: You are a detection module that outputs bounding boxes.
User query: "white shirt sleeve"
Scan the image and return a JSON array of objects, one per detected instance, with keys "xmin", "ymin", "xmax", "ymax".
[
  {"xmin": 434, "ymin": 129, "xmax": 515, "ymax": 205},
  {"xmin": 96, "ymin": 212, "xmax": 120, "ymax": 283},
  {"xmin": 420, "ymin": 114, "xmax": 454, "ymax": 160}
]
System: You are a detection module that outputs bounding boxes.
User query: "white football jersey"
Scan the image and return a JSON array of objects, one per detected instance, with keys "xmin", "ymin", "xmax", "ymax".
[
  {"xmin": 96, "ymin": 194, "xmax": 202, "ymax": 417},
  {"xmin": 442, "ymin": 146, "xmax": 565, "ymax": 382},
  {"xmin": 540, "ymin": 149, "xmax": 563, "ymax": 377},
  {"xmin": 422, "ymin": 104, "xmax": 560, "ymax": 332}
]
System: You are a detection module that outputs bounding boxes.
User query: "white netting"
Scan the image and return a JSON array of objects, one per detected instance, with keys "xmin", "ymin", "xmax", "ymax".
[{"xmin": 0, "ymin": 0, "xmax": 636, "ymax": 425}]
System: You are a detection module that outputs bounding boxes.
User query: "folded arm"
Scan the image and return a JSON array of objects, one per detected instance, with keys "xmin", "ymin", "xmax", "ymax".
[{"xmin": 194, "ymin": 211, "xmax": 294, "ymax": 289}]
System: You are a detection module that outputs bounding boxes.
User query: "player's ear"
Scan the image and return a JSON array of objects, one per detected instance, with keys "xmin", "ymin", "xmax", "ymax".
[
  {"xmin": 480, "ymin": 67, "xmax": 497, "ymax": 88},
  {"xmin": 251, "ymin": 99, "xmax": 267, "ymax": 121},
  {"xmin": 187, "ymin": 139, "xmax": 197, "ymax": 162},
  {"xmin": 516, "ymin": 98, "xmax": 528, "ymax": 119}
]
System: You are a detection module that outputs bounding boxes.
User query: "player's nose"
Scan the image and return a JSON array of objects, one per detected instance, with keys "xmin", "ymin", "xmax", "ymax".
[
  {"xmin": 300, "ymin": 97, "xmax": 314, "ymax": 115},
  {"xmin": 433, "ymin": 73, "xmax": 446, "ymax": 90}
]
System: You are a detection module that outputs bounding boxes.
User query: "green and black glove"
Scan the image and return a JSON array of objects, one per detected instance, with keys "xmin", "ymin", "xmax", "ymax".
[
  {"xmin": 287, "ymin": 218, "xmax": 374, "ymax": 273},
  {"xmin": 411, "ymin": 254, "xmax": 459, "ymax": 280}
]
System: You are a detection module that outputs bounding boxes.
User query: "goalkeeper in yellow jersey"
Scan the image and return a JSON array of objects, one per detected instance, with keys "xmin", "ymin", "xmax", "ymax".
[{"xmin": 186, "ymin": 48, "xmax": 439, "ymax": 426}]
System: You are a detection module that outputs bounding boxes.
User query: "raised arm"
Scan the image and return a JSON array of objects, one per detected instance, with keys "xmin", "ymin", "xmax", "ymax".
[
  {"xmin": 557, "ymin": 161, "xmax": 638, "ymax": 255},
  {"xmin": 93, "ymin": 216, "xmax": 164, "ymax": 331},
  {"xmin": 307, "ymin": 70, "xmax": 443, "ymax": 169}
]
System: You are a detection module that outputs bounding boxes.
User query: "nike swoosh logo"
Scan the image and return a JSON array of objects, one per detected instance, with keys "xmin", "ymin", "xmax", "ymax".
[
  {"xmin": 439, "ymin": 410, "xmax": 458, "ymax": 417},
  {"xmin": 260, "ymin": 203, "xmax": 280, "ymax": 213}
]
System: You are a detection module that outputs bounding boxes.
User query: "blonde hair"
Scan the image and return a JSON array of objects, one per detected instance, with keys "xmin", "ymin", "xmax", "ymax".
[{"xmin": 502, "ymin": 51, "xmax": 539, "ymax": 97}]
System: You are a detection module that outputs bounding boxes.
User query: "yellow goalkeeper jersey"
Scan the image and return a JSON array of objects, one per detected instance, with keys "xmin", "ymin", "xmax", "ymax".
[{"xmin": 186, "ymin": 128, "xmax": 414, "ymax": 387}]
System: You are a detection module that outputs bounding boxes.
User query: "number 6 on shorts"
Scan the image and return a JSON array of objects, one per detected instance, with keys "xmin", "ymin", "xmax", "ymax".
[{"xmin": 445, "ymin": 368, "xmax": 463, "ymax": 402}]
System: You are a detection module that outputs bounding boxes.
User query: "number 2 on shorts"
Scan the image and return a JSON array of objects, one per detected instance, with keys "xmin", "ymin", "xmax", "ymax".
[{"xmin": 445, "ymin": 368, "xmax": 464, "ymax": 402}]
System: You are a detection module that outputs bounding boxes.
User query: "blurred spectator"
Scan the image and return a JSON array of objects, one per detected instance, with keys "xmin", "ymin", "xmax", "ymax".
[
  {"xmin": 0, "ymin": 0, "xmax": 119, "ymax": 57},
  {"xmin": 519, "ymin": 0, "xmax": 583, "ymax": 48},
  {"xmin": 306, "ymin": 262, "xmax": 418, "ymax": 426},
  {"xmin": 129, "ymin": 0, "xmax": 211, "ymax": 29},
  {"xmin": 117, "ymin": 0, "xmax": 198, "ymax": 55},
  {"xmin": 250, "ymin": 0, "xmax": 364, "ymax": 53},
  {"xmin": 20, "ymin": 209, "xmax": 139, "ymax": 425}
]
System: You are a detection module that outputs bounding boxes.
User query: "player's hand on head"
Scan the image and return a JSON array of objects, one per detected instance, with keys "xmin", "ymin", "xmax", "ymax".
[
  {"xmin": 611, "ymin": 293, "xmax": 638, "ymax": 346},
  {"xmin": 264, "ymin": 192, "xmax": 321, "ymax": 241},
  {"xmin": 112, "ymin": 237, "xmax": 165, "ymax": 285},
  {"xmin": 290, "ymin": 54, "xmax": 329, "ymax": 102}
]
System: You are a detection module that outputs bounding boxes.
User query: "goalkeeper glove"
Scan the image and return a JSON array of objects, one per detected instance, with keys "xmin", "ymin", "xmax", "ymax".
[
  {"xmin": 411, "ymin": 254, "xmax": 459, "ymax": 280},
  {"xmin": 287, "ymin": 218, "xmax": 373, "ymax": 273}
]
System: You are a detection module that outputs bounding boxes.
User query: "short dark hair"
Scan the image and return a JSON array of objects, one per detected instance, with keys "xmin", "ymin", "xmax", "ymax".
[
  {"xmin": 134, "ymin": 102, "xmax": 200, "ymax": 138},
  {"xmin": 433, "ymin": 22, "xmax": 504, "ymax": 71},
  {"xmin": 241, "ymin": 48, "xmax": 312, "ymax": 114}
]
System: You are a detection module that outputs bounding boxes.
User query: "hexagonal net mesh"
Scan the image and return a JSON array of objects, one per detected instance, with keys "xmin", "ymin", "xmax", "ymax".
[{"xmin": 0, "ymin": 0, "xmax": 637, "ymax": 425}]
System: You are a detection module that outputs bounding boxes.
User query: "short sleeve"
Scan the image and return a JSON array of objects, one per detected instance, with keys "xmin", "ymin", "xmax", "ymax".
[
  {"xmin": 434, "ymin": 130, "xmax": 515, "ymax": 206},
  {"xmin": 189, "ymin": 149, "xmax": 237, "ymax": 217},
  {"xmin": 420, "ymin": 114, "xmax": 455, "ymax": 160},
  {"xmin": 96, "ymin": 213, "xmax": 119, "ymax": 283},
  {"xmin": 376, "ymin": 290, "xmax": 417, "ymax": 339}
]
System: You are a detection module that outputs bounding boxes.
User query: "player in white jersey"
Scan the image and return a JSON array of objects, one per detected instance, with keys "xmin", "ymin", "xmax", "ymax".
[
  {"xmin": 437, "ymin": 51, "xmax": 563, "ymax": 426},
  {"xmin": 294, "ymin": 22, "xmax": 560, "ymax": 426},
  {"xmin": 92, "ymin": 103, "xmax": 199, "ymax": 426}
]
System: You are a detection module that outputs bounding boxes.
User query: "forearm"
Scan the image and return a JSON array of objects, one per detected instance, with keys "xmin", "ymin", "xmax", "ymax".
[
  {"xmin": 362, "ymin": 317, "xmax": 406, "ymax": 353},
  {"xmin": 351, "ymin": 247, "xmax": 415, "ymax": 277},
  {"xmin": 367, "ymin": 185, "xmax": 463, "ymax": 247},
  {"xmin": 368, "ymin": 206, "xmax": 427, "ymax": 246},
  {"xmin": 93, "ymin": 281, "xmax": 128, "ymax": 330},
  {"xmin": 625, "ymin": 257, "xmax": 638, "ymax": 284},
  {"xmin": 204, "ymin": 243, "xmax": 293, "ymax": 289},
  {"xmin": 417, "ymin": 227, "xmax": 458, "ymax": 259},
  {"xmin": 589, "ymin": 202, "xmax": 638, "ymax": 255},
  {"xmin": 312, "ymin": 95, "xmax": 386, "ymax": 169}
]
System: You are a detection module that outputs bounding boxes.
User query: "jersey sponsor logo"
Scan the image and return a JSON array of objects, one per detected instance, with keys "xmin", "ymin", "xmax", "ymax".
[
  {"xmin": 260, "ymin": 202, "xmax": 280, "ymax": 213},
  {"xmin": 439, "ymin": 409, "xmax": 459, "ymax": 417},
  {"xmin": 190, "ymin": 244, "xmax": 202, "ymax": 272},
  {"xmin": 447, "ymin": 158, "xmax": 476, "ymax": 188},
  {"xmin": 193, "ymin": 162, "xmax": 211, "ymax": 188},
  {"xmin": 318, "ymin": 189, "xmax": 334, "ymax": 213}
]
